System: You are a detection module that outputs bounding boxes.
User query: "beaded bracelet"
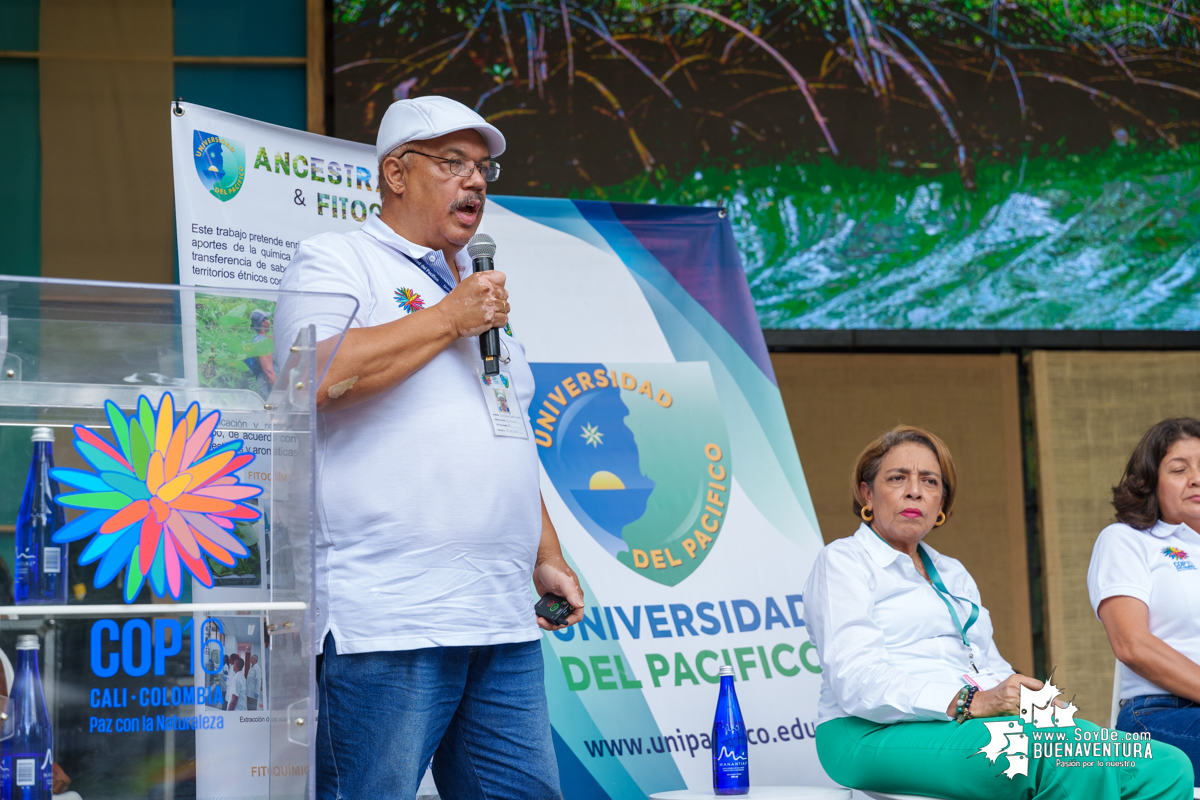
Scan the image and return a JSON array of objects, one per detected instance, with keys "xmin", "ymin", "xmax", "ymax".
[
  {"xmin": 956, "ymin": 686, "xmax": 978, "ymax": 724},
  {"xmin": 954, "ymin": 686, "xmax": 969, "ymax": 721}
]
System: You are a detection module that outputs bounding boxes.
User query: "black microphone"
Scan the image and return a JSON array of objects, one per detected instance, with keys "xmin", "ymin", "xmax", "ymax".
[{"xmin": 467, "ymin": 233, "xmax": 501, "ymax": 375}]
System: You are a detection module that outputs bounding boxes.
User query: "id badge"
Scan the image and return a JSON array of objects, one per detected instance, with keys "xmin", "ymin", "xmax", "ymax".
[
  {"xmin": 962, "ymin": 643, "xmax": 1002, "ymax": 690},
  {"xmin": 964, "ymin": 669, "xmax": 1004, "ymax": 691},
  {"xmin": 477, "ymin": 367, "xmax": 528, "ymax": 439}
]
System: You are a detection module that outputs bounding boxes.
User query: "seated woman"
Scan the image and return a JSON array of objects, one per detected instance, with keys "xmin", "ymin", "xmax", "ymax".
[
  {"xmin": 1090, "ymin": 417, "xmax": 1200, "ymax": 786},
  {"xmin": 806, "ymin": 424, "xmax": 1192, "ymax": 799}
]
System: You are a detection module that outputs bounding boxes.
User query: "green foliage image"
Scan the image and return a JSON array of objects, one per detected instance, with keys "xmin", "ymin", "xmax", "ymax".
[
  {"xmin": 211, "ymin": 520, "xmax": 263, "ymax": 585},
  {"xmin": 195, "ymin": 296, "xmax": 276, "ymax": 391}
]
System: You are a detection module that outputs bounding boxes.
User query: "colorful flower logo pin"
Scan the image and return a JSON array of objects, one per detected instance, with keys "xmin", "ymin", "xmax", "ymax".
[
  {"xmin": 51, "ymin": 393, "xmax": 262, "ymax": 602},
  {"xmin": 395, "ymin": 287, "xmax": 425, "ymax": 313}
]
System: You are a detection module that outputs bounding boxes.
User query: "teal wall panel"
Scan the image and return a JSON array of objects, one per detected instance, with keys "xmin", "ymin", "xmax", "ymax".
[
  {"xmin": 0, "ymin": 59, "xmax": 40, "ymax": 277},
  {"xmin": 0, "ymin": 0, "xmax": 38, "ymax": 51},
  {"xmin": 174, "ymin": 0, "xmax": 306, "ymax": 57},
  {"xmin": 174, "ymin": 64, "xmax": 307, "ymax": 131}
]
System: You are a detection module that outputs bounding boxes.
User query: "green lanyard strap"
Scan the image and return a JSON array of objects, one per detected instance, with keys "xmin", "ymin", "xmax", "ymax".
[
  {"xmin": 917, "ymin": 544, "xmax": 980, "ymax": 648},
  {"xmin": 868, "ymin": 526, "xmax": 980, "ymax": 648}
]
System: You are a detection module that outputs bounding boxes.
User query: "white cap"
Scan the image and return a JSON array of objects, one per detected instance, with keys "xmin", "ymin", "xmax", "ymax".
[
  {"xmin": 375, "ymin": 96, "xmax": 506, "ymax": 163},
  {"xmin": 719, "ymin": 665, "xmax": 734, "ymax": 677},
  {"xmin": 31, "ymin": 427, "xmax": 54, "ymax": 442},
  {"xmin": 16, "ymin": 635, "xmax": 39, "ymax": 650}
]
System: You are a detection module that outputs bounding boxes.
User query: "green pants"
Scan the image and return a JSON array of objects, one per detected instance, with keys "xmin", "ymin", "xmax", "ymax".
[{"xmin": 817, "ymin": 715, "xmax": 1194, "ymax": 800}]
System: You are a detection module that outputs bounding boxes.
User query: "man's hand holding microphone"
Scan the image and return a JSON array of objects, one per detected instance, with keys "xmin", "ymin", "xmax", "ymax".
[{"xmin": 435, "ymin": 268, "xmax": 509, "ymax": 340}]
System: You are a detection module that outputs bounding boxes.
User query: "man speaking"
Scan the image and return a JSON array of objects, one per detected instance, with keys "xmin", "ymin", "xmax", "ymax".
[{"xmin": 275, "ymin": 96, "xmax": 585, "ymax": 799}]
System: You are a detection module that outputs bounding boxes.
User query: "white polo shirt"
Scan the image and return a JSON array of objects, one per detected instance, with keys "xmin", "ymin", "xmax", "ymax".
[
  {"xmin": 246, "ymin": 662, "xmax": 261, "ymax": 698},
  {"xmin": 1088, "ymin": 520, "xmax": 1200, "ymax": 700},
  {"xmin": 804, "ymin": 524, "xmax": 1014, "ymax": 726},
  {"xmin": 274, "ymin": 214, "xmax": 542, "ymax": 654},
  {"xmin": 230, "ymin": 671, "xmax": 247, "ymax": 710}
]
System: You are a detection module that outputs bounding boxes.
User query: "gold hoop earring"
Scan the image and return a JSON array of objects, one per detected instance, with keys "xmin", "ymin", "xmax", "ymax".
[
  {"xmin": 935, "ymin": 511, "xmax": 946, "ymax": 527},
  {"xmin": 860, "ymin": 506, "xmax": 873, "ymax": 523}
]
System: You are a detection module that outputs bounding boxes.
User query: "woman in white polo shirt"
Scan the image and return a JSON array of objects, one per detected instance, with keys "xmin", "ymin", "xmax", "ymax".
[
  {"xmin": 808, "ymin": 425, "xmax": 1192, "ymax": 799},
  {"xmin": 1090, "ymin": 417, "xmax": 1200, "ymax": 785}
]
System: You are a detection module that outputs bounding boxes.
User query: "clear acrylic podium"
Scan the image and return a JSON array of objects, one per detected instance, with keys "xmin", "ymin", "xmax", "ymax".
[{"xmin": 0, "ymin": 276, "xmax": 356, "ymax": 800}]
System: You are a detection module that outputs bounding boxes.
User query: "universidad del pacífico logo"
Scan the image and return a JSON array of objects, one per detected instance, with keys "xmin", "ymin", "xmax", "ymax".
[
  {"xmin": 530, "ymin": 362, "xmax": 730, "ymax": 587},
  {"xmin": 193, "ymin": 130, "xmax": 246, "ymax": 202}
]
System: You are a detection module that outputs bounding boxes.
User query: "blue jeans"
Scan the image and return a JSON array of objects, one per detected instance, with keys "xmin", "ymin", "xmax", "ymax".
[
  {"xmin": 316, "ymin": 634, "xmax": 560, "ymax": 800},
  {"xmin": 1118, "ymin": 694, "xmax": 1200, "ymax": 787}
]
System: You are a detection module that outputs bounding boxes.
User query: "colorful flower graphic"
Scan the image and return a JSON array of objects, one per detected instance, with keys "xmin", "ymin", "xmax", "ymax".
[
  {"xmin": 395, "ymin": 287, "xmax": 425, "ymax": 313},
  {"xmin": 50, "ymin": 393, "xmax": 262, "ymax": 602},
  {"xmin": 1163, "ymin": 546, "xmax": 1189, "ymax": 560}
]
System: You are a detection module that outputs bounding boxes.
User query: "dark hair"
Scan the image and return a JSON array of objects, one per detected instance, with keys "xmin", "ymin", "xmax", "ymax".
[
  {"xmin": 0, "ymin": 557, "xmax": 13, "ymax": 606},
  {"xmin": 851, "ymin": 425, "xmax": 957, "ymax": 520},
  {"xmin": 1113, "ymin": 417, "xmax": 1200, "ymax": 529},
  {"xmin": 249, "ymin": 309, "xmax": 270, "ymax": 333}
]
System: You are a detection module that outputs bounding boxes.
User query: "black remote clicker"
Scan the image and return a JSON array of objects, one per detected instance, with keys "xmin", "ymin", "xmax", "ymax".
[{"xmin": 535, "ymin": 593, "xmax": 573, "ymax": 627}]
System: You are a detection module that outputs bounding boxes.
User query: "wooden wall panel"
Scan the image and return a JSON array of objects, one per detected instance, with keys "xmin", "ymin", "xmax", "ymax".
[
  {"xmin": 1030, "ymin": 350, "xmax": 1200, "ymax": 725},
  {"xmin": 39, "ymin": 0, "xmax": 174, "ymax": 284},
  {"xmin": 306, "ymin": 0, "xmax": 325, "ymax": 134},
  {"xmin": 771, "ymin": 352, "xmax": 1033, "ymax": 676}
]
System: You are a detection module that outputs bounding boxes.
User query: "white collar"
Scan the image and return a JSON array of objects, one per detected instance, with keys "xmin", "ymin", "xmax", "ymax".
[
  {"xmin": 854, "ymin": 522, "xmax": 944, "ymax": 568},
  {"xmin": 362, "ymin": 214, "xmax": 470, "ymax": 279},
  {"xmin": 1148, "ymin": 519, "xmax": 1199, "ymax": 539}
]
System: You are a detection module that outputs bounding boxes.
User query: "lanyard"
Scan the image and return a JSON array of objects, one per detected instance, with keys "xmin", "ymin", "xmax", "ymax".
[
  {"xmin": 916, "ymin": 544, "xmax": 980, "ymax": 650},
  {"xmin": 404, "ymin": 251, "xmax": 456, "ymax": 294},
  {"xmin": 389, "ymin": 247, "xmax": 456, "ymax": 294},
  {"xmin": 869, "ymin": 528, "xmax": 980, "ymax": 652}
]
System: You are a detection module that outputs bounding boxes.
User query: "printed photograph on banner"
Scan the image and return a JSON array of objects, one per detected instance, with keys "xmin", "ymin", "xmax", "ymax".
[
  {"xmin": 194, "ymin": 614, "xmax": 271, "ymax": 800},
  {"xmin": 195, "ymin": 295, "xmax": 277, "ymax": 398},
  {"xmin": 209, "ymin": 507, "xmax": 265, "ymax": 590},
  {"xmin": 200, "ymin": 616, "xmax": 267, "ymax": 712},
  {"xmin": 191, "ymin": 415, "xmax": 273, "ymax": 602}
]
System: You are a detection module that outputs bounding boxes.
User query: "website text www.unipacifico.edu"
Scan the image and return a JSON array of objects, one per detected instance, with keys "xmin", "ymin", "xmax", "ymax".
[{"xmin": 583, "ymin": 717, "xmax": 816, "ymax": 758}]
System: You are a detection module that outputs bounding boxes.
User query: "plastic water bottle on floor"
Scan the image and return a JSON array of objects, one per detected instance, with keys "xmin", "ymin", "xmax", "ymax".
[
  {"xmin": 712, "ymin": 665, "xmax": 749, "ymax": 795},
  {"xmin": 15, "ymin": 427, "xmax": 66, "ymax": 605},
  {"xmin": 0, "ymin": 635, "xmax": 54, "ymax": 799}
]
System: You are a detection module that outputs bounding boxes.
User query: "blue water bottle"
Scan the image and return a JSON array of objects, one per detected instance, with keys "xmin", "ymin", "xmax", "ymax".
[
  {"xmin": 1, "ymin": 635, "xmax": 54, "ymax": 800},
  {"xmin": 712, "ymin": 664, "xmax": 749, "ymax": 794},
  {"xmin": 15, "ymin": 427, "xmax": 66, "ymax": 605}
]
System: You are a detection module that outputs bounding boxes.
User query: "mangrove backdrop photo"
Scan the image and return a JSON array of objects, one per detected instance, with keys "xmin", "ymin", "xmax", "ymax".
[{"xmin": 331, "ymin": 0, "xmax": 1200, "ymax": 330}]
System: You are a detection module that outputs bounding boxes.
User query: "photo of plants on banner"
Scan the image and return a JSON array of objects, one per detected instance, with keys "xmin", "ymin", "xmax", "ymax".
[
  {"xmin": 334, "ymin": 1, "xmax": 1200, "ymax": 329},
  {"xmin": 48, "ymin": 394, "xmax": 262, "ymax": 602},
  {"xmin": 196, "ymin": 295, "xmax": 277, "ymax": 398}
]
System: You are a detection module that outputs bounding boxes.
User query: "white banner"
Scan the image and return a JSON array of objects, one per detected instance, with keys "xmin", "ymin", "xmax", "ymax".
[{"xmin": 172, "ymin": 103, "xmax": 829, "ymax": 799}]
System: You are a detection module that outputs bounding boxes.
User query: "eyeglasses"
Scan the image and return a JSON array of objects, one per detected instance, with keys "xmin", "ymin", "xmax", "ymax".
[{"xmin": 400, "ymin": 150, "xmax": 501, "ymax": 182}]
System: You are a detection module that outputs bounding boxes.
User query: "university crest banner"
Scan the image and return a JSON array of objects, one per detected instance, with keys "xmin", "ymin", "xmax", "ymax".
[{"xmin": 171, "ymin": 103, "xmax": 830, "ymax": 797}]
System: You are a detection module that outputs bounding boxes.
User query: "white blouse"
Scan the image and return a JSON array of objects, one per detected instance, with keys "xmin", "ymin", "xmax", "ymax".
[
  {"xmin": 1088, "ymin": 519, "xmax": 1200, "ymax": 700},
  {"xmin": 804, "ymin": 524, "xmax": 1014, "ymax": 726}
]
